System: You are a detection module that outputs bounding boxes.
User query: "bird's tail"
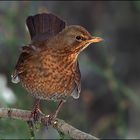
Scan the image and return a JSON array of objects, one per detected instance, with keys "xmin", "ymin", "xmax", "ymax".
[{"xmin": 26, "ymin": 13, "xmax": 65, "ymax": 41}]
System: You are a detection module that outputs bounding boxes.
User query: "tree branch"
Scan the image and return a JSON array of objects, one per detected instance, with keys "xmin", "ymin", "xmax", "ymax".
[{"xmin": 0, "ymin": 108, "xmax": 99, "ymax": 139}]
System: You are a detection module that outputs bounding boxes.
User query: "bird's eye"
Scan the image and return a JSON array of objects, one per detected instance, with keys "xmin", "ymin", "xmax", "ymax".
[
  {"xmin": 76, "ymin": 36, "xmax": 86, "ymax": 42},
  {"xmin": 76, "ymin": 36, "xmax": 82, "ymax": 40}
]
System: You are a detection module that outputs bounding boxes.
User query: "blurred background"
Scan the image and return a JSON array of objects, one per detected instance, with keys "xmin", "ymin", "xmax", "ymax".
[{"xmin": 0, "ymin": 1, "xmax": 140, "ymax": 139}]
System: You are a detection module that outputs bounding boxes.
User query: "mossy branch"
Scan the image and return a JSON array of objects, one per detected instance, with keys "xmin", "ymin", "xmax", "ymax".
[{"xmin": 0, "ymin": 108, "xmax": 99, "ymax": 139}]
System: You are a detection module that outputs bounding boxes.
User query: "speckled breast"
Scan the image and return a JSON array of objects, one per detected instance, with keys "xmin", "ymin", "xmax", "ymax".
[{"xmin": 19, "ymin": 50, "xmax": 76, "ymax": 101}]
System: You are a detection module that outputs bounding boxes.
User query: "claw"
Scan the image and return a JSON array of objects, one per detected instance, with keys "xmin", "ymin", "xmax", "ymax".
[
  {"xmin": 43, "ymin": 114, "xmax": 56, "ymax": 127},
  {"xmin": 44, "ymin": 100, "xmax": 64, "ymax": 127},
  {"xmin": 30, "ymin": 108, "xmax": 42, "ymax": 122},
  {"xmin": 48, "ymin": 114, "xmax": 55, "ymax": 124},
  {"xmin": 30, "ymin": 99, "xmax": 43, "ymax": 122}
]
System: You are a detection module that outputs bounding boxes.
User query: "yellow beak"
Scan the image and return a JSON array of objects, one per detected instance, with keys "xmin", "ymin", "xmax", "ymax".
[{"xmin": 88, "ymin": 36, "xmax": 104, "ymax": 43}]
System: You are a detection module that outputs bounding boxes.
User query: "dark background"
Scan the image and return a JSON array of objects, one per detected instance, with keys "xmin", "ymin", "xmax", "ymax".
[{"xmin": 0, "ymin": 1, "xmax": 140, "ymax": 139}]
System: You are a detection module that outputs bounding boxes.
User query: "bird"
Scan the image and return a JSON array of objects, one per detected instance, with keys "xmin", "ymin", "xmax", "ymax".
[{"xmin": 11, "ymin": 13, "xmax": 103, "ymax": 124}]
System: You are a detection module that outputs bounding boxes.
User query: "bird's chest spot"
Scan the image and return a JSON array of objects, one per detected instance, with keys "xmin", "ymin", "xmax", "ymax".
[
  {"xmin": 21, "ymin": 52, "xmax": 77, "ymax": 96},
  {"xmin": 41, "ymin": 55, "xmax": 75, "ymax": 90},
  {"xmin": 42, "ymin": 54, "xmax": 75, "ymax": 76}
]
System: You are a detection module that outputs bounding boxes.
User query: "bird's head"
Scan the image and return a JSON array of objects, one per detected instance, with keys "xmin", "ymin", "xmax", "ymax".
[{"xmin": 55, "ymin": 25, "xmax": 103, "ymax": 54}]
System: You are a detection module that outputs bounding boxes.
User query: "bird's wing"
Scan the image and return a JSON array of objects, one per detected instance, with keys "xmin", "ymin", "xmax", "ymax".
[
  {"xmin": 12, "ymin": 13, "xmax": 66, "ymax": 83},
  {"xmin": 71, "ymin": 61, "xmax": 81, "ymax": 99},
  {"xmin": 11, "ymin": 45, "xmax": 37, "ymax": 83},
  {"xmin": 26, "ymin": 13, "xmax": 66, "ymax": 42}
]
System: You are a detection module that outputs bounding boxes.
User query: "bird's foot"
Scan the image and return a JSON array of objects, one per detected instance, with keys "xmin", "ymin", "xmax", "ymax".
[
  {"xmin": 27, "ymin": 108, "xmax": 44, "ymax": 138},
  {"xmin": 43, "ymin": 113, "xmax": 57, "ymax": 127},
  {"xmin": 43, "ymin": 100, "xmax": 64, "ymax": 127},
  {"xmin": 30, "ymin": 108, "xmax": 43, "ymax": 123}
]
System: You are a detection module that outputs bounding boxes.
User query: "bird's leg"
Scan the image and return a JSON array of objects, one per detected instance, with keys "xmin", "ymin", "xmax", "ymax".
[
  {"xmin": 46, "ymin": 100, "xmax": 65, "ymax": 125},
  {"xmin": 27, "ymin": 99, "xmax": 43, "ymax": 138},
  {"xmin": 52, "ymin": 100, "xmax": 65, "ymax": 119},
  {"xmin": 30, "ymin": 98, "xmax": 42, "ymax": 122}
]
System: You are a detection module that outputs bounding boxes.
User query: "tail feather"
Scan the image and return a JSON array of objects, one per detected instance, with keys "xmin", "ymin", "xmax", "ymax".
[{"xmin": 26, "ymin": 13, "xmax": 65, "ymax": 41}]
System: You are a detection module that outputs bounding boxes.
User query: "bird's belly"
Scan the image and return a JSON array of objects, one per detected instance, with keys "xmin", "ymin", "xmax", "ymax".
[{"xmin": 20, "ymin": 67, "xmax": 75, "ymax": 101}]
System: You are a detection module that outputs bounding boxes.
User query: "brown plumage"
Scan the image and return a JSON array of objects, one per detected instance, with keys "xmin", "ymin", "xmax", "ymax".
[{"xmin": 11, "ymin": 13, "xmax": 103, "ymax": 123}]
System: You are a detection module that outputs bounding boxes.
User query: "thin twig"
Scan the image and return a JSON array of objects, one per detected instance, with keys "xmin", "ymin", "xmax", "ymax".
[{"xmin": 0, "ymin": 108, "xmax": 99, "ymax": 139}]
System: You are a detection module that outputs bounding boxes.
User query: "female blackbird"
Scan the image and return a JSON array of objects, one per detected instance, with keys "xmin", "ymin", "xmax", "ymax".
[{"xmin": 11, "ymin": 13, "xmax": 103, "ymax": 123}]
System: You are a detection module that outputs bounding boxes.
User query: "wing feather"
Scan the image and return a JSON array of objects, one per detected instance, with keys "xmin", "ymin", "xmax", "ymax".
[{"xmin": 71, "ymin": 61, "xmax": 81, "ymax": 99}]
